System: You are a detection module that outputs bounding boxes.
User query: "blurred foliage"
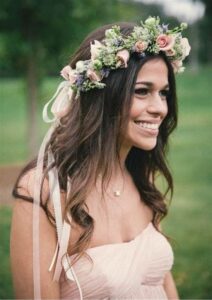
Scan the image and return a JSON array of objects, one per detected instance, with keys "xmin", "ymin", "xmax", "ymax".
[
  {"xmin": 0, "ymin": 0, "xmax": 207, "ymax": 77},
  {"xmin": 198, "ymin": 0, "xmax": 212, "ymax": 63},
  {"xmin": 0, "ymin": 0, "xmax": 211, "ymax": 77},
  {"xmin": 0, "ymin": 0, "xmax": 141, "ymax": 77}
]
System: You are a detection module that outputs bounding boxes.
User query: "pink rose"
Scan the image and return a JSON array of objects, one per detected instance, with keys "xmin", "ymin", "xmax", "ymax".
[
  {"xmin": 134, "ymin": 40, "xmax": 148, "ymax": 52},
  {"xmin": 90, "ymin": 40, "xmax": 103, "ymax": 60},
  {"xmin": 171, "ymin": 60, "xmax": 184, "ymax": 73},
  {"xmin": 156, "ymin": 34, "xmax": 175, "ymax": 51},
  {"xmin": 87, "ymin": 69, "xmax": 102, "ymax": 82},
  {"xmin": 116, "ymin": 49, "xmax": 130, "ymax": 68},
  {"xmin": 60, "ymin": 65, "xmax": 77, "ymax": 84},
  {"xmin": 181, "ymin": 38, "xmax": 191, "ymax": 59},
  {"xmin": 60, "ymin": 65, "xmax": 71, "ymax": 80}
]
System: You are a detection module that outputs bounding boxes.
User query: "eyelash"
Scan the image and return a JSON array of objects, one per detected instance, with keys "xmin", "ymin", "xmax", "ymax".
[{"xmin": 134, "ymin": 88, "xmax": 170, "ymax": 99}]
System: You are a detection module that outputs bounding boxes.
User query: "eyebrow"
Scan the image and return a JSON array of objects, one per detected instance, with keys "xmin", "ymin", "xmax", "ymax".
[{"xmin": 135, "ymin": 81, "xmax": 169, "ymax": 89}]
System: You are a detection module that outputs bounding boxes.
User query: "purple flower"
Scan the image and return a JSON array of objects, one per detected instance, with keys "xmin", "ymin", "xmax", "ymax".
[
  {"xmin": 101, "ymin": 68, "xmax": 110, "ymax": 78},
  {"xmin": 162, "ymin": 23, "xmax": 169, "ymax": 33},
  {"xmin": 75, "ymin": 75, "xmax": 85, "ymax": 87}
]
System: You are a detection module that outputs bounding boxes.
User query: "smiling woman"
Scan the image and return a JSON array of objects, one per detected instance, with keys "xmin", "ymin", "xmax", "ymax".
[{"xmin": 10, "ymin": 16, "xmax": 190, "ymax": 299}]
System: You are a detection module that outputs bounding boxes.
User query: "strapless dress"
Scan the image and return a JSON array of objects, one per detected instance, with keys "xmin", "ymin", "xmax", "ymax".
[{"xmin": 58, "ymin": 222, "xmax": 174, "ymax": 299}]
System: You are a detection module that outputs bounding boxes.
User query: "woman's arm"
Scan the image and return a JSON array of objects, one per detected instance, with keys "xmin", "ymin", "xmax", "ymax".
[
  {"xmin": 163, "ymin": 271, "xmax": 179, "ymax": 300},
  {"xmin": 157, "ymin": 222, "xmax": 179, "ymax": 299},
  {"xmin": 10, "ymin": 174, "xmax": 60, "ymax": 299}
]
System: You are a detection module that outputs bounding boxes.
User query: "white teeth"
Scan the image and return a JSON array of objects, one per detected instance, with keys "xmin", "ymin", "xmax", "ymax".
[{"xmin": 135, "ymin": 121, "xmax": 159, "ymax": 130}]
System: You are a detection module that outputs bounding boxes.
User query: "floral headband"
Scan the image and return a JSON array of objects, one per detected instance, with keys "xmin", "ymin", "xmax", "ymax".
[
  {"xmin": 61, "ymin": 16, "xmax": 190, "ymax": 93},
  {"xmin": 43, "ymin": 16, "xmax": 190, "ymax": 123}
]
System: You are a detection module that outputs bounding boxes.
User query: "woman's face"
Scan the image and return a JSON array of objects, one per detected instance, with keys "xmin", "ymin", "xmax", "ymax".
[{"xmin": 123, "ymin": 58, "xmax": 169, "ymax": 151}]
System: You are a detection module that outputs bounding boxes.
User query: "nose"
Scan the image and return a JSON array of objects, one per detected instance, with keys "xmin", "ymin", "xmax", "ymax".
[{"xmin": 147, "ymin": 92, "xmax": 168, "ymax": 117}]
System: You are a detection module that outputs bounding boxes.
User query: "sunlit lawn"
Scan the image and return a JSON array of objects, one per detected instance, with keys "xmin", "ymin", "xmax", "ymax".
[{"xmin": 0, "ymin": 66, "xmax": 211, "ymax": 299}]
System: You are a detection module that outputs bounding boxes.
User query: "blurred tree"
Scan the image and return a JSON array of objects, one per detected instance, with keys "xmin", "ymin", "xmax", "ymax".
[
  {"xmin": 197, "ymin": 0, "xmax": 212, "ymax": 63},
  {"xmin": 0, "ymin": 0, "xmax": 76, "ymax": 154},
  {"xmin": 0, "ymin": 0, "xmax": 137, "ymax": 155}
]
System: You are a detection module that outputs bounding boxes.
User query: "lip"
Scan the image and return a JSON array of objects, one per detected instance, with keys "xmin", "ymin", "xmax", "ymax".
[{"xmin": 134, "ymin": 122, "xmax": 159, "ymax": 136}]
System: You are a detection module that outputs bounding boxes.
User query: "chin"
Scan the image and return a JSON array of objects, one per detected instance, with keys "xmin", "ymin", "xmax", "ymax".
[{"xmin": 133, "ymin": 140, "xmax": 157, "ymax": 151}]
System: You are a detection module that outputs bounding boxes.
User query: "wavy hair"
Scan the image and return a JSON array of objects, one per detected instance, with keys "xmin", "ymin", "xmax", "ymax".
[{"xmin": 13, "ymin": 22, "xmax": 178, "ymax": 259}]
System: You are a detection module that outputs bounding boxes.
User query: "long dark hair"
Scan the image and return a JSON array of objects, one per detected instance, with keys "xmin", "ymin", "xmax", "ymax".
[{"xmin": 13, "ymin": 22, "xmax": 177, "ymax": 258}]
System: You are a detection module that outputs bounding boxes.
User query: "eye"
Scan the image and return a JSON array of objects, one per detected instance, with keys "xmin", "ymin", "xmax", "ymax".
[
  {"xmin": 159, "ymin": 89, "xmax": 170, "ymax": 99},
  {"xmin": 134, "ymin": 88, "xmax": 149, "ymax": 97}
]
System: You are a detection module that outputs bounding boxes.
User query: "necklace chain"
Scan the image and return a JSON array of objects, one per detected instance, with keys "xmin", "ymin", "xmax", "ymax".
[
  {"xmin": 98, "ymin": 171, "xmax": 126, "ymax": 198},
  {"xmin": 112, "ymin": 173, "xmax": 125, "ymax": 197}
]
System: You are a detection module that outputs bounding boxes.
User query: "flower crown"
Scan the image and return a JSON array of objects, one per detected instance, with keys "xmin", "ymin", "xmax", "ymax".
[
  {"xmin": 61, "ymin": 16, "xmax": 191, "ymax": 97},
  {"xmin": 43, "ymin": 16, "xmax": 191, "ymax": 123}
]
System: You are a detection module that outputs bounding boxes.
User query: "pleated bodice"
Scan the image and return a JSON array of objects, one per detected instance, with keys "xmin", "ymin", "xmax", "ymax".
[{"xmin": 59, "ymin": 222, "xmax": 174, "ymax": 299}]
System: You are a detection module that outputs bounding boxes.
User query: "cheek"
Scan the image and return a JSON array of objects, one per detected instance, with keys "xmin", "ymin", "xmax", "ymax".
[{"xmin": 129, "ymin": 100, "xmax": 145, "ymax": 119}]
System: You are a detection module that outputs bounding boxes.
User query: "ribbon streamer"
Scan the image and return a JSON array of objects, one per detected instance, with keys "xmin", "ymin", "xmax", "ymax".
[
  {"xmin": 33, "ymin": 125, "xmax": 55, "ymax": 299},
  {"xmin": 33, "ymin": 79, "xmax": 82, "ymax": 299}
]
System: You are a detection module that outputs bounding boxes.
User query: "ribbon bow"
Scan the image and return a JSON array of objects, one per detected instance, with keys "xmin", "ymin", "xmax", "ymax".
[{"xmin": 42, "ymin": 81, "xmax": 74, "ymax": 123}]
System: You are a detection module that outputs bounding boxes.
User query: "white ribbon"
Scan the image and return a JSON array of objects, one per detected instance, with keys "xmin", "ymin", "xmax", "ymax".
[
  {"xmin": 33, "ymin": 80, "xmax": 83, "ymax": 299},
  {"xmin": 43, "ymin": 81, "xmax": 73, "ymax": 123},
  {"xmin": 33, "ymin": 80, "xmax": 72, "ymax": 298},
  {"xmin": 48, "ymin": 150, "xmax": 63, "ymax": 242},
  {"xmin": 33, "ymin": 125, "xmax": 55, "ymax": 299}
]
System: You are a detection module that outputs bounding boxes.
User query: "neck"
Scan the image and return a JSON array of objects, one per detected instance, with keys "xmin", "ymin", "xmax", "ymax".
[
  {"xmin": 95, "ymin": 145, "xmax": 132, "ymax": 197},
  {"xmin": 112, "ymin": 144, "xmax": 132, "ymax": 177}
]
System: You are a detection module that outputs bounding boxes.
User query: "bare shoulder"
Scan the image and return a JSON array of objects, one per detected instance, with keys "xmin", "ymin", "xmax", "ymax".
[
  {"xmin": 15, "ymin": 168, "xmax": 50, "ymax": 203},
  {"xmin": 10, "ymin": 169, "xmax": 60, "ymax": 298}
]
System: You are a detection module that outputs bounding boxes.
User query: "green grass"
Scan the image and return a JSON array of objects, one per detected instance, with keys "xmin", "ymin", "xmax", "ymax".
[
  {"xmin": 0, "ymin": 207, "xmax": 14, "ymax": 299},
  {"xmin": 0, "ymin": 77, "xmax": 60, "ymax": 164},
  {"xmin": 164, "ymin": 66, "xmax": 212, "ymax": 298},
  {"xmin": 0, "ymin": 66, "xmax": 212, "ymax": 298}
]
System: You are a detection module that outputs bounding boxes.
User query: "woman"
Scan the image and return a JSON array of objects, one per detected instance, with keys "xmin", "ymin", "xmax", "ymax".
[{"xmin": 10, "ymin": 17, "xmax": 190, "ymax": 299}]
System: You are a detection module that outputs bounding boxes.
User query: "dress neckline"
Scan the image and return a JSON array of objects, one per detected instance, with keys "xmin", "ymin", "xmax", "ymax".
[{"xmin": 70, "ymin": 221, "xmax": 154, "ymax": 257}]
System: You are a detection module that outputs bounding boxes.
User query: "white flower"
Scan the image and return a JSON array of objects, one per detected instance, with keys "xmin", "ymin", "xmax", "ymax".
[
  {"xmin": 181, "ymin": 23, "xmax": 188, "ymax": 30},
  {"xmin": 171, "ymin": 60, "xmax": 185, "ymax": 73},
  {"xmin": 90, "ymin": 40, "xmax": 103, "ymax": 61},
  {"xmin": 145, "ymin": 17, "xmax": 157, "ymax": 26},
  {"xmin": 76, "ymin": 61, "xmax": 87, "ymax": 73},
  {"xmin": 180, "ymin": 38, "xmax": 191, "ymax": 59}
]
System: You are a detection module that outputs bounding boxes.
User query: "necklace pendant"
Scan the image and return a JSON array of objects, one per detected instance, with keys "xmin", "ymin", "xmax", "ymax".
[{"xmin": 114, "ymin": 190, "xmax": 121, "ymax": 197}]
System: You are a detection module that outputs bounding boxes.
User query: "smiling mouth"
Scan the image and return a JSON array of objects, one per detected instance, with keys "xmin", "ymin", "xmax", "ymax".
[{"xmin": 134, "ymin": 121, "xmax": 159, "ymax": 130}]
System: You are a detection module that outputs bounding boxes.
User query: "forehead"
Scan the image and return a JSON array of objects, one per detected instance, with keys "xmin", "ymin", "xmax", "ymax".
[{"xmin": 136, "ymin": 58, "xmax": 169, "ymax": 85}]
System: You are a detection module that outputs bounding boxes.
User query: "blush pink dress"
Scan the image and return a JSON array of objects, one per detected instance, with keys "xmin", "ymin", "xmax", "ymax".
[{"xmin": 50, "ymin": 219, "xmax": 174, "ymax": 299}]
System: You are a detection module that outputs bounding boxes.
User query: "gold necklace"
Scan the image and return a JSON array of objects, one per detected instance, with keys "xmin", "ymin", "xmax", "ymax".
[{"xmin": 112, "ymin": 173, "xmax": 125, "ymax": 197}]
